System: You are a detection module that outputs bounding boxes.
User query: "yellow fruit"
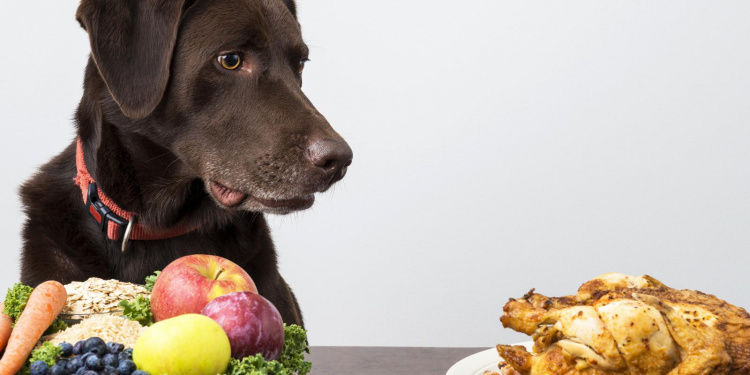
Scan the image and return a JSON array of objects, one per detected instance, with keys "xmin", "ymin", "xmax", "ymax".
[{"xmin": 133, "ymin": 314, "xmax": 231, "ymax": 375}]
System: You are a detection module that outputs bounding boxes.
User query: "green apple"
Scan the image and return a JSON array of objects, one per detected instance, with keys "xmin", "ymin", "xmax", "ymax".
[{"xmin": 133, "ymin": 313, "xmax": 231, "ymax": 375}]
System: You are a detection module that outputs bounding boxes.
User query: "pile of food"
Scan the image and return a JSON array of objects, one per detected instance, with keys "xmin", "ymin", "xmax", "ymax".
[
  {"xmin": 0, "ymin": 255, "xmax": 312, "ymax": 375},
  {"xmin": 490, "ymin": 273, "xmax": 750, "ymax": 375},
  {"xmin": 22, "ymin": 339, "xmax": 144, "ymax": 375},
  {"xmin": 45, "ymin": 314, "xmax": 145, "ymax": 349},
  {"xmin": 61, "ymin": 278, "xmax": 150, "ymax": 318}
]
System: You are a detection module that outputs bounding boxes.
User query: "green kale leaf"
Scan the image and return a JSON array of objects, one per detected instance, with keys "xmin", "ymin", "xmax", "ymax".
[
  {"xmin": 2, "ymin": 283, "xmax": 34, "ymax": 321},
  {"xmin": 227, "ymin": 354, "xmax": 292, "ymax": 375},
  {"xmin": 44, "ymin": 318, "xmax": 68, "ymax": 335},
  {"xmin": 119, "ymin": 295, "xmax": 153, "ymax": 326},
  {"xmin": 224, "ymin": 324, "xmax": 312, "ymax": 375},
  {"xmin": 280, "ymin": 324, "xmax": 312, "ymax": 375},
  {"xmin": 144, "ymin": 271, "xmax": 161, "ymax": 292},
  {"xmin": 20, "ymin": 342, "xmax": 62, "ymax": 375}
]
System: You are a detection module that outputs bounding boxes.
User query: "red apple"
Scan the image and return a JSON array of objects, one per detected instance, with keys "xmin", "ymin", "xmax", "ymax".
[
  {"xmin": 201, "ymin": 292, "xmax": 284, "ymax": 360},
  {"xmin": 151, "ymin": 255, "xmax": 258, "ymax": 321}
]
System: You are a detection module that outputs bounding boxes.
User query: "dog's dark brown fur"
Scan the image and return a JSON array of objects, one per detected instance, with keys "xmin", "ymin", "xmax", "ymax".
[{"xmin": 19, "ymin": 0, "xmax": 352, "ymax": 327}]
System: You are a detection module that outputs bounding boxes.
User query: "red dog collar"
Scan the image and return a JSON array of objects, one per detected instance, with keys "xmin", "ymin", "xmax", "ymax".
[{"xmin": 74, "ymin": 138, "xmax": 196, "ymax": 250}]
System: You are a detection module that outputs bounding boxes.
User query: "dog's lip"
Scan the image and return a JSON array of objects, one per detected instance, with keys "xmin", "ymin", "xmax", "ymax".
[
  {"xmin": 249, "ymin": 194, "xmax": 315, "ymax": 210},
  {"xmin": 208, "ymin": 180, "xmax": 315, "ymax": 210},
  {"xmin": 209, "ymin": 180, "xmax": 248, "ymax": 207}
]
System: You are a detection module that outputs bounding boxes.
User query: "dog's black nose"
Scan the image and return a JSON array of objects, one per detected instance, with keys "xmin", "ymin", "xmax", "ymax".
[{"xmin": 306, "ymin": 138, "xmax": 353, "ymax": 183}]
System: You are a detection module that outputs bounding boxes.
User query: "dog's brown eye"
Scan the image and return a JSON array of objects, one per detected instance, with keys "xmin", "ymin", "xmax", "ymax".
[
  {"xmin": 218, "ymin": 53, "xmax": 241, "ymax": 70},
  {"xmin": 298, "ymin": 58, "xmax": 308, "ymax": 74}
]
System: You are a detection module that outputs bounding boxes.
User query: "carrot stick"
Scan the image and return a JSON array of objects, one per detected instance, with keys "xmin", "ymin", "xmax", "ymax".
[
  {"xmin": 0, "ymin": 302, "xmax": 11, "ymax": 353},
  {"xmin": 0, "ymin": 281, "xmax": 66, "ymax": 375}
]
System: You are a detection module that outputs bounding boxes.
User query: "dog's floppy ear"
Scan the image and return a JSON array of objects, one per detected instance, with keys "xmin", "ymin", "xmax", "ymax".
[
  {"xmin": 280, "ymin": 0, "xmax": 297, "ymax": 18},
  {"xmin": 76, "ymin": 0, "xmax": 188, "ymax": 119}
]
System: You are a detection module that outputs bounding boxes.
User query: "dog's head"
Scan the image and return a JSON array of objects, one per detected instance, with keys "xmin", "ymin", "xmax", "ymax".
[{"xmin": 76, "ymin": 0, "xmax": 352, "ymax": 214}]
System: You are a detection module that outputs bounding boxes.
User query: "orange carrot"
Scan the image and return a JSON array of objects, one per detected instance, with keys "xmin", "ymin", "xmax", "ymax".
[
  {"xmin": 0, "ymin": 302, "xmax": 11, "ymax": 353},
  {"xmin": 0, "ymin": 281, "xmax": 66, "ymax": 375}
]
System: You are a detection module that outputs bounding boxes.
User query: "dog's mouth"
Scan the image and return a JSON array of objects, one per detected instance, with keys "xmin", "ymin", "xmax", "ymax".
[
  {"xmin": 208, "ymin": 180, "xmax": 315, "ymax": 213},
  {"xmin": 210, "ymin": 181, "xmax": 248, "ymax": 207}
]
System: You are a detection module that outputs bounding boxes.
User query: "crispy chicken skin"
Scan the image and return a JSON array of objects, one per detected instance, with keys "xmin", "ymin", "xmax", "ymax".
[{"xmin": 497, "ymin": 273, "xmax": 750, "ymax": 375}]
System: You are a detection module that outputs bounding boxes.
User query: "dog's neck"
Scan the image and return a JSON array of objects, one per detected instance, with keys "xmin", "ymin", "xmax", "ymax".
[{"xmin": 75, "ymin": 59, "xmax": 238, "ymax": 230}]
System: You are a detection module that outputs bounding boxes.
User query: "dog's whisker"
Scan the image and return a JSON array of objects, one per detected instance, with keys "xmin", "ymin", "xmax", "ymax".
[
  {"xmin": 162, "ymin": 156, "xmax": 183, "ymax": 174},
  {"xmin": 142, "ymin": 151, "xmax": 174, "ymax": 163}
]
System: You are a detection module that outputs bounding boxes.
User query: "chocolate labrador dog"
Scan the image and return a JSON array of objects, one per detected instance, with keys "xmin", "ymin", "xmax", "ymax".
[{"xmin": 18, "ymin": 0, "xmax": 352, "ymax": 326}]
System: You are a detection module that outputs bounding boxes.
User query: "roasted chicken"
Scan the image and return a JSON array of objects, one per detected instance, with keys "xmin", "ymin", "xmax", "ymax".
[{"xmin": 496, "ymin": 273, "xmax": 750, "ymax": 375}]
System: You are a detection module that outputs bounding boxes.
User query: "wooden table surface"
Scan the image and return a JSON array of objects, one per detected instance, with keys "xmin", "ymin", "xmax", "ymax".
[{"xmin": 307, "ymin": 346, "xmax": 490, "ymax": 375}]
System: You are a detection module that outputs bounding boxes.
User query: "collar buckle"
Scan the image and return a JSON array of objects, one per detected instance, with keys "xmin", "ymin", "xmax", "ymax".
[{"xmin": 86, "ymin": 183, "xmax": 128, "ymax": 235}]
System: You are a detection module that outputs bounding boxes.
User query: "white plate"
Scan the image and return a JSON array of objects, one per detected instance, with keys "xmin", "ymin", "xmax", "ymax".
[{"xmin": 446, "ymin": 342, "xmax": 533, "ymax": 375}]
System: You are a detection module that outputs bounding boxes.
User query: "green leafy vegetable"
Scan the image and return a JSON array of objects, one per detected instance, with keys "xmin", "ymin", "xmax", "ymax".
[
  {"xmin": 144, "ymin": 270, "xmax": 161, "ymax": 292},
  {"xmin": 3, "ymin": 283, "xmax": 34, "ymax": 321},
  {"xmin": 44, "ymin": 318, "xmax": 68, "ymax": 335},
  {"xmin": 119, "ymin": 295, "xmax": 154, "ymax": 326},
  {"xmin": 20, "ymin": 342, "xmax": 62, "ymax": 375},
  {"xmin": 280, "ymin": 324, "xmax": 312, "ymax": 375},
  {"xmin": 120, "ymin": 271, "xmax": 158, "ymax": 325},
  {"xmin": 225, "ymin": 324, "xmax": 311, "ymax": 375},
  {"xmin": 29, "ymin": 341, "xmax": 61, "ymax": 366},
  {"xmin": 227, "ymin": 354, "xmax": 291, "ymax": 375},
  {"xmin": 3, "ymin": 282, "xmax": 67, "ymax": 335}
]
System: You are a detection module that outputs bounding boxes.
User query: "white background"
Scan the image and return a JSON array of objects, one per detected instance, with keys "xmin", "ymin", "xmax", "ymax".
[{"xmin": 1, "ymin": 1, "xmax": 749, "ymax": 348}]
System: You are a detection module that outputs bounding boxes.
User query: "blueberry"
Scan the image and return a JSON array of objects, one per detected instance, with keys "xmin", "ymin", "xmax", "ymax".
[
  {"xmin": 118, "ymin": 349, "xmax": 133, "ymax": 362},
  {"xmin": 117, "ymin": 360, "xmax": 136, "ymax": 375},
  {"xmin": 73, "ymin": 340, "xmax": 85, "ymax": 355},
  {"xmin": 78, "ymin": 353, "xmax": 94, "ymax": 365},
  {"xmin": 84, "ymin": 354, "xmax": 103, "ymax": 371},
  {"xmin": 102, "ymin": 353, "xmax": 119, "ymax": 367},
  {"xmin": 132, "ymin": 371, "xmax": 149, "ymax": 375},
  {"xmin": 66, "ymin": 356, "xmax": 83, "ymax": 372},
  {"xmin": 56, "ymin": 359, "xmax": 68, "ymax": 369},
  {"xmin": 74, "ymin": 368, "xmax": 85, "ymax": 375},
  {"xmin": 50, "ymin": 364, "xmax": 66, "ymax": 375},
  {"xmin": 59, "ymin": 342, "xmax": 74, "ymax": 357},
  {"xmin": 104, "ymin": 364, "xmax": 118, "ymax": 373},
  {"xmin": 107, "ymin": 342, "xmax": 125, "ymax": 354},
  {"xmin": 30, "ymin": 360, "xmax": 48, "ymax": 375},
  {"xmin": 83, "ymin": 371, "xmax": 99, "ymax": 375},
  {"xmin": 83, "ymin": 337, "xmax": 107, "ymax": 355}
]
